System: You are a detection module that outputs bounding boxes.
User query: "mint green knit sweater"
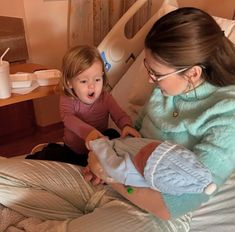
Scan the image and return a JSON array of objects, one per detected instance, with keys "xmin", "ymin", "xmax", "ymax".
[{"xmin": 135, "ymin": 82, "xmax": 235, "ymax": 218}]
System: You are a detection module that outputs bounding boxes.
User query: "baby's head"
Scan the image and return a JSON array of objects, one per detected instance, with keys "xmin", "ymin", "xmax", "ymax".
[
  {"xmin": 135, "ymin": 141, "xmax": 217, "ymax": 195},
  {"xmin": 61, "ymin": 45, "xmax": 107, "ymax": 104}
]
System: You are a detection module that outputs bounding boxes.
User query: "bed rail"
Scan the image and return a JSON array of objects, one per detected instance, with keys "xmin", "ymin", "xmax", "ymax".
[{"xmin": 98, "ymin": 0, "xmax": 177, "ymax": 90}]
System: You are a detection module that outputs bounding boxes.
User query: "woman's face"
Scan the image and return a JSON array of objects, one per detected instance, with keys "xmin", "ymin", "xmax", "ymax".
[
  {"xmin": 144, "ymin": 49, "xmax": 189, "ymax": 96},
  {"xmin": 69, "ymin": 61, "xmax": 103, "ymax": 104}
]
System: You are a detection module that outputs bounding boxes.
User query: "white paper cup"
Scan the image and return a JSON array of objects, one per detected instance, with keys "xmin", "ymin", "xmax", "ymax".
[{"xmin": 0, "ymin": 61, "xmax": 11, "ymax": 99}]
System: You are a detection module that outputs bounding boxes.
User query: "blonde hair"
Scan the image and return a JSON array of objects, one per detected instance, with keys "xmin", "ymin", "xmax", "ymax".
[
  {"xmin": 61, "ymin": 45, "xmax": 107, "ymax": 97},
  {"xmin": 145, "ymin": 7, "xmax": 235, "ymax": 86}
]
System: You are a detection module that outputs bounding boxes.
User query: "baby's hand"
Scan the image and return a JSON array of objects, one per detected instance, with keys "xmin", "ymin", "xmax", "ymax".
[
  {"xmin": 121, "ymin": 125, "xmax": 141, "ymax": 138},
  {"xmin": 85, "ymin": 129, "xmax": 104, "ymax": 150}
]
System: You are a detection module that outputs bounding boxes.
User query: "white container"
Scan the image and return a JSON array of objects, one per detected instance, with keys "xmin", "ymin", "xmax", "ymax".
[
  {"xmin": 0, "ymin": 60, "xmax": 11, "ymax": 99},
  {"xmin": 34, "ymin": 69, "xmax": 61, "ymax": 86},
  {"xmin": 10, "ymin": 73, "xmax": 36, "ymax": 88}
]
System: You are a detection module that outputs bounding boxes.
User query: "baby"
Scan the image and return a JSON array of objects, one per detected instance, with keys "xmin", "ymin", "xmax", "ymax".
[{"xmin": 89, "ymin": 137, "xmax": 217, "ymax": 196}]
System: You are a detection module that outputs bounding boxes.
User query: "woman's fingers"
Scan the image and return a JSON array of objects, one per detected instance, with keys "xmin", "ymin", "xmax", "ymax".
[{"xmin": 82, "ymin": 166, "xmax": 103, "ymax": 185}]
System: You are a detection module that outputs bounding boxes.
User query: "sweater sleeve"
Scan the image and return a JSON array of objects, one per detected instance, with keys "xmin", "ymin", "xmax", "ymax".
[
  {"xmin": 162, "ymin": 104, "xmax": 235, "ymax": 218},
  {"xmin": 194, "ymin": 118, "xmax": 235, "ymax": 185},
  {"xmin": 106, "ymin": 92, "xmax": 133, "ymax": 130},
  {"xmin": 60, "ymin": 95, "xmax": 94, "ymax": 139}
]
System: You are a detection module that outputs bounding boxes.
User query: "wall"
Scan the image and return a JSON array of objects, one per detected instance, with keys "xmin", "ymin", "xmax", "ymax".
[
  {"xmin": 23, "ymin": 0, "xmax": 68, "ymax": 126},
  {"xmin": 0, "ymin": 0, "xmax": 68, "ymax": 126},
  {"xmin": 0, "ymin": 0, "xmax": 25, "ymax": 18},
  {"xmin": 23, "ymin": 0, "xmax": 68, "ymax": 69},
  {"xmin": 0, "ymin": 0, "xmax": 68, "ymax": 68},
  {"xmin": 179, "ymin": 0, "xmax": 234, "ymax": 18},
  {"xmin": 151, "ymin": 0, "xmax": 235, "ymax": 18}
]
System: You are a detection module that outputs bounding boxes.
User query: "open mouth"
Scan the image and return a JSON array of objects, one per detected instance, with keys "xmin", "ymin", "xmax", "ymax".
[{"xmin": 88, "ymin": 92, "xmax": 95, "ymax": 98}]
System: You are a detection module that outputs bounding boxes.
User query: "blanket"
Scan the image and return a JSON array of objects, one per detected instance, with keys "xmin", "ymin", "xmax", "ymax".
[{"xmin": 0, "ymin": 204, "xmax": 67, "ymax": 232}]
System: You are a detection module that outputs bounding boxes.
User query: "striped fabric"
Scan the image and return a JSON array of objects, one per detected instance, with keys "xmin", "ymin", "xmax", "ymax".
[{"xmin": 0, "ymin": 157, "xmax": 191, "ymax": 231}]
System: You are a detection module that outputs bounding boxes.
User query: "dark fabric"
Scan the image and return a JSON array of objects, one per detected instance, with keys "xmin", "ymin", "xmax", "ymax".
[
  {"xmin": 26, "ymin": 143, "xmax": 88, "ymax": 166},
  {"xmin": 25, "ymin": 128, "xmax": 120, "ymax": 166},
  {"xmin": 102, "ymin": 128, "xmax": 120, "ymax": 140}
]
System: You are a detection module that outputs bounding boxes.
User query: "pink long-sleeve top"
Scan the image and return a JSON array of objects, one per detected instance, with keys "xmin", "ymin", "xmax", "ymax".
[{"xmin": 60, "ymin": 91, "xmax": 133, "ymax": 154}]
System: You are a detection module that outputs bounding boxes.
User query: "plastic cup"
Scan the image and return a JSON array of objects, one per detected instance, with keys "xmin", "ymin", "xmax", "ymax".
[{"xmin": 0, "ymin": 61, "xmax": 11, "ymax": 99}]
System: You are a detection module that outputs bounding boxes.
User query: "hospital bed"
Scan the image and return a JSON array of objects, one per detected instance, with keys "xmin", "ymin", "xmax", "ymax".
[
  {"xmin": 98, "ymin": 0, "xmax": 235, "ymax": 231},
  {"xmin": 1, "ymin": 0, "xmax": 235, "ymax": 231}
]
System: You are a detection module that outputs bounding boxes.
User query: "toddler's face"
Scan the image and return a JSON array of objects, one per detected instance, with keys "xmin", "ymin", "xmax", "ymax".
[{"xmin": 69, "ymin": 61, "xmax": 103, "ymax": 104}]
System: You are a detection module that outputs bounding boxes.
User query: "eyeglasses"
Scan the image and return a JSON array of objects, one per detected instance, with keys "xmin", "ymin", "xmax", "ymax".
[{"xmin": 143, "ymin": 59, "xmax": 189, "ymax": 82}]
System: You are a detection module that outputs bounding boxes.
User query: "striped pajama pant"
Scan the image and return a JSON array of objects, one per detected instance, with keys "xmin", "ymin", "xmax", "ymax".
[{"xmin": 0, "ymin": 157, "xmax": 191, "ymax": 232}]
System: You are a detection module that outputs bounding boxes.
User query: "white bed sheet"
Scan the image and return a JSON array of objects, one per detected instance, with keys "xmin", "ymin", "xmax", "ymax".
[{"xmin": 190, "ymin": 172, "xmax": 235, "ymax": 232}]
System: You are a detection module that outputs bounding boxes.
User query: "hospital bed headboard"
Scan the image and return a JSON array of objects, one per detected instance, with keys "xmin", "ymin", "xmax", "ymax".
[
  {"xmin": 98, "ymin": 0, "xmax": 178, "ymax": 90},
  {"xmin": 106, "ymin": 0, "xmax": 235, "ymax": 123}
]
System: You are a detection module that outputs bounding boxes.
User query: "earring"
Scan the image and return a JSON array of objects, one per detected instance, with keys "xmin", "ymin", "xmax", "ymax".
[
  {"xmin": 185, "ymin": 79, "xmax": 192, "ymax": 97},
  {"xmin": 185, "ymin": 78, "xmax": 198, "ymax": 99},
  {"xmin": 192, "ymin": 82, "xmax": 198, "ymax": 99}
]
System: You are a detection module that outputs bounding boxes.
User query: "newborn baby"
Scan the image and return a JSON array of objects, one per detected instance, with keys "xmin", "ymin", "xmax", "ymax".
[{"xmin": 89, "ymin": 137, "xmax": 217, "ymax": 196}]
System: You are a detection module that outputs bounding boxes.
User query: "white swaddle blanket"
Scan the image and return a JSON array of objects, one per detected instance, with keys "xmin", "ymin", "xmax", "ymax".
[{"xmin": 89, "ymin": 137, "xmax": 216, "ymax": 195}]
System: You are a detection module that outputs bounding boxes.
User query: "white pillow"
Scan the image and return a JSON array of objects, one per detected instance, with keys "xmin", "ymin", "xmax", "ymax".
[
  {"xmin": 128, "ymin": 5, "xmax": 235, "ymax": 115},
  {"xmin": 213, "ymin": 16, "xmax": 235, "ymax": 41},
  {"xmin": 229, "ymin": 26, "xmax": 235, "ymax": 44}
]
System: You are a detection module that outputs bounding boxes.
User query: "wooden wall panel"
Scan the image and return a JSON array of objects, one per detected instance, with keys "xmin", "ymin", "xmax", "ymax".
[
  {"xmin": 93, "ymin": 0, "xmax": 110, "ymax": 46},
  {"xmin": 123, "ymin": 0, "xmax": 136, "ymax": 39},
  {"xmin": 68, "ymin": 0, "xmax": 234, "ymax": 48},
  {"xmin": 124, "ymin": 0, "xmax": 151, "ymax": 39},
  {"xmin": 68, "ymin": 0, "xmax": 151, "ymax": 47},
  {"xmin": 93, "ymin": 0, "xmax": 102, "ymax": 46},
  {"xmin": 68, "ymin": 0, "xmax": 94, "ymax": 47},
  {"xmin": 109, "ymin": 0, "xmax": 124, "ymax": 28}
]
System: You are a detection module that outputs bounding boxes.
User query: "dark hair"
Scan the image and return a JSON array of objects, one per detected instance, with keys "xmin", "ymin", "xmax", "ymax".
[
  {"xmin": 61, "ymin": 45, "xmax": 107, "ymax": 97},
  {"xmin": 145, "ymin": 7, "xmax": 235, "ymax": 86}
]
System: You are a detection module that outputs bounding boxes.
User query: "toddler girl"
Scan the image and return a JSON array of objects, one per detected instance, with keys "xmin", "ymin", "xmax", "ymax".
[
  {"xmin": 27, "ymin": 45, "xmax": 140, "ymax": 166},
  {"xmin": 59, "ymin": 45, "xmax": 140, "ymax": 165}
]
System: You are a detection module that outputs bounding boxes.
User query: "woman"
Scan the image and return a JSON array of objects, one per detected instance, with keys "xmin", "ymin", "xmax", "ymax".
[{"xmin": 0, "ymin": 7, "xmax": 235, "ymax": 232}]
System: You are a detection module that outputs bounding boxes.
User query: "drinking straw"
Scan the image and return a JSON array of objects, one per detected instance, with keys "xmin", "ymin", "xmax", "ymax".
[{"xmin": 0, "ymin": 48, "xmax": 10, "ymax": 64}]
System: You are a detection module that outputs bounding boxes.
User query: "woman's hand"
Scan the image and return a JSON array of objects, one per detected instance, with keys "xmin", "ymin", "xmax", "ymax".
[
  {"xmin": 85, "ymin": 129, "xmax": 104, "ymax": 149},
  {"xmin": 121, "ymin": 125, "xmax": 141, "ymax": 138},
  {"xmin": 82, "ymin": 165, "xmax": 103, "ymax": 186},
  {"xmin": 82, "ymin": 151, "xmax": 110, "ymax": 186},
  {"xmin": 87, "ymin": 151, "xmax": 104, "ymax": 178},
  {"xmin": 88, "ymin": 151, "xmax": 111, "ymax": 181}
]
